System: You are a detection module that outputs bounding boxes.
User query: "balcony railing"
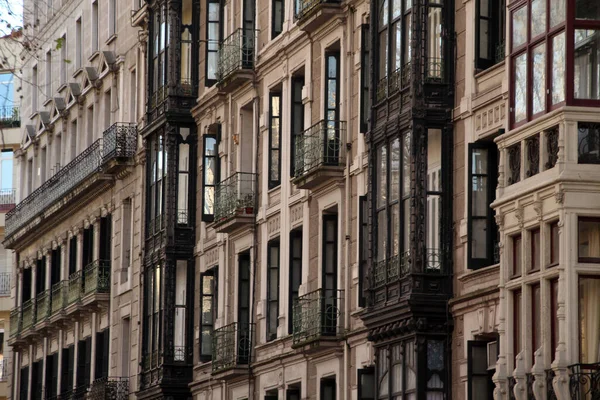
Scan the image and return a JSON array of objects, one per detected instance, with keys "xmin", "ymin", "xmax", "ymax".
[
  {"xmin": 0, "ymin": 189, "xmax": 15, "ymax": 206},
  {"xmin": 9, "ymin": 307, "xmax": 20, "ymax": 337},
  {"xmin": 294, "ymin": 120, "xmax": 347, "ymax": 178},
  {"xmin": 35, "ymin": 289, "xmax": 51, "ymax": 323},
  {"xmin": 88, "ymin": 377, "xmax": 129, "ymax": 400},
  {"xmin": 212, "ymin": 322, "xmax": 254, "ymax": 373},
  {"xmin": 0, "ymin": 272, "xmax": 10, "ymax": 295},
  {"xmin": 294, "ymin": 0, "xmax": 340, "ymax": 20},
  {"xmin": 84, "ymin": 260, "xmax": 111, "ymax": 296},
  {"xmin": 569, "ymin": 363, "xmax": 600, "ymax": 400},
  {"xmin": 22, "ymin": 299, "xmax": 34, "ymax": 330},
  {"xmin": 507, "ymin": 376, "xmax": 516, "ymax": 400},
  {"xmin": 217, "ymin": 28, "xmax": 256, "ymax": 83},
  {"xmin": 0, "ymin": 359, "xmax": 7, "ymax": 382},
  {"xmin": 547, "ymin": 369, "xmax": 557, "ymax": 400},
  {"xmin": 68, "ymin": 271, "xmax": 83, "ymax": 304},
  {"xmin": 292, "ymin": 288, "xmax": 344, "ymax": 346},
  {"xmin": 373, "ymin": 252, "xmax": 411, "ymax": 288},
  {"xmin": 51, "ymin": 281, "xmax": 68, "ymax": 315},
  {"xmin": 495, "ymin": 40, "xmax": 506, "ymax": 63},
  {"xmin": 5, "ymin": 123, "xmax": 137, "ymax": 238},
  {"xmin": 426, "ymin": 57, "xmax": 444, "ymax": 82},
  {"xmin": 214, "ymin": 172, "xmax": 256, "ymax": 223},
  {"xmin": 0, "ymin": 106, "xmax": 20, "ymax": 127}
]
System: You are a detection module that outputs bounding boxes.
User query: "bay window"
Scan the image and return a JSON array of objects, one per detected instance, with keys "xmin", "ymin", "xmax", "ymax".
[
  {"xmin": 147, "ymin": 134, "xmax": 166, "ymax": 233},
  {"xmin": 152, "ymin": 5, "xmax": 169, "ymax": 104},
  {"xmin": 426, "ymin": 0, "xmax": 444, "ymax": 81}
]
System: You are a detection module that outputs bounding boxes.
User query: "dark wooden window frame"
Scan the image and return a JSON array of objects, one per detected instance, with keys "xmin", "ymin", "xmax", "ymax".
[
  {"xmin": 467, "ymin": 340, "xmax": 496, "ymax": 400},
  {"xmin": 272, "ymin": 0, "xmax": 284, "ymax": 38},
  {"xmin": 511, "ymin": 234, "xmax": 522, "ymax": 278},
  {"xmin": 360, "ymin": 24, "xmax": 370, "ymax": 133},
  {"xmin": 549, "ymin": 221, "xmax": 559, "ymax": 267},
  {"xmin": 199, "ymin": 267, "xmax": 217, "ymax": 362},
  {"xmin": 268, "ymin": 92, "xmax": 282, "ymax": 188},
  {"xmin": 290, "ymin": 76, "xmax": 304, "ymax": 177},
  {"xmin": 357, "ymin": 367, "xmax": 375, "ymax": 400},
  {"xmin": 202, "ymin": 130, "xmax": 220, "ymax": 222},
  {"xmin": 289, "ymin": 229, "xmax": 302, "ymax": 334},
  {"xmin": 205, "ymin": 0, "xmax": 223, "ymax": 86},
  {"xmin": 578, "ymin": 216, "xmax": 600, "ymax": 263},
  {"xmin": 529, "ymin": 227, "xmax": 541, "ymax": 273},
  {"xmin": 358, "ymin": 196, "xmax": 368, "ymax": 307},
  {"xmin": 266, "ymin": 239, "xmax": 280, "ymax": 342},
  {"xmin": 476, "ymin": 0, "xmax": 506, "ymax": 70}
]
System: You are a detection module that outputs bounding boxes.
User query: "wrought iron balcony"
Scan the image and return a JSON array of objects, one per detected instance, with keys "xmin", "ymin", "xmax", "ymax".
[
  {"xmin": 83, "ymin": 260, "xmax": 111, "ymax": 296},
  {"xmin": 292, "ymin": 288, "xmax": 344, "ymax": 347},
  {"xmin": 495, "ymin": 40, "xmax": 506, "ymax": 64},
  {"xmin": 214, "ymin": 172, "xmax": 256, "ymax": 232},
  {"xmin": 373, "ymin": 252, "xmax": 411, "ymax": 288},
  {"xmin": 293, "ymin": 120, "xmax": 347, "ymax": 189},
  {"xmin": 35, "ymin": 289, "xmax": 51, "ymax": 323},
  {"xmin": 0, "ymin": 106, "xmax": 20, "ymax": 128},
  {"xmin": 0, "ymin": 272, "xmax": 10, "ymax": 295},
  {"xmin": 68, "ymin": 271, "xmax": 83, "ymax": 305},
  {"xmin": 5, "ymin": 123, "xmax": 137, "ymax": 240},
  {"xmin": 0, "ymin": 189, "xmax": 15, "ymax": 207},
  {"xmin": 217, "ymin": 28, "xmax": 256, "ymax": 90},
  {"xmin": 426, "ymin": 58, "xmax": 444, "ymax": 83},
  {"xmin": 9, "ymin": 307, "xmax": 20, "ymax": 337},
  {"xmin": 0, "ymin": 359, "xmax": 7, "ymax": 382},
  {"xmin": 21, "ymin": 299, "xmax": 34, "ymax": 330},
  {"xmin": 51, "ymin": 281, "xmax": 67, "ymax": 315},
  {"xmin": 88, "ymin": 377, "xmax": 129, "ymax": 400},
  {"xmin": 212, "ymin": 322, "xmax": 254, "ymax": 374},
  {"xmin": 546, "ymin": 369, "xmax": 557, "ymax": 400},
  {"xmin": 377, "ymin": 63, "xmax": 412, "ymax": 102},
  {"xmin": 294, "ymin": 0, "xmax": 342, "ymax": 30},
  {"xmin": 569, "ymin": 363, "xmax": 600, "ymax": 399}
]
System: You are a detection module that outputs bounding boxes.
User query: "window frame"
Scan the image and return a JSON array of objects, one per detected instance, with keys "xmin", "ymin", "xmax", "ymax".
[
  {"xmin": 360, "ymin": 24, "xmax": 370, "ymax": 133},
  {"xmin": 571, "ymin": 1, "xmax": 600, "ymax": 106},
  {"xmin": 529, "ymin": 227, "xmax": 541, "ymax": 273},
  {"xmin": 357, "ymin": 367, "xmax": 375, "ymax": 400},
  {"xmin": 266, "ymin": 239, "xmax": 280, "ymax": 342},
  {"xmin": 199, "ymin": 267, "xmax": 217, "ymax": 362},
  {"xmin": 467, "ymin": 340, "xmax": 496, "ymax": 400},
  {"xmin": 272, "ymin": 0, "xmax": 284, "ymax": 38},
  {"xmin": 289, "ymin": 229, "xmax": 302, "ymax": 334},
  {"xmin": 531, "ymin": 283, "xmax": 541, "ymax": 360},
  {"xmin": 513, "ymin": 288, "xmax": 522, "ymax": 358},
  {"xmin": 205, "ymin": 0, "xmax": 223, "ymax": 86},
  {"xmin": 358, "ymin": 196, "xmax": 368, "ymax": 307},
  {"xmin": 578, "ymin": 216, "xmax": 600, "ymax": 263},
  {"xmin": 290, "ymin": 76, "xmax": 304, "ymax": 177},
  {"xmin": 268, "ymin": 92, "xmax": 282, "ymax": 189},
  {"xmin": 476, "ymin": 0, "xmax": 506, "ymax": 70},
  {"xmin": 549, "ymin": 221, "xmax": 559, "ymax": 267},
  {"xmin": 511, "ymin": 234, "xmax": 522, "ymax": 278},
  {"xmin": 202, "ymin": 131, "xmax": 220, "ymax": 222}
]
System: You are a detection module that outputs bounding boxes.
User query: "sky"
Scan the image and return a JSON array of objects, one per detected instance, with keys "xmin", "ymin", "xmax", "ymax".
[{"xmin": 0, "ymin": 0, "xmax": 23, "ymax": 36}]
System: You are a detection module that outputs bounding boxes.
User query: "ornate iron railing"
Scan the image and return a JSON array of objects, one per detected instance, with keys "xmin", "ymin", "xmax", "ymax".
[
  {"xmin": 0, "ymin": 359, "xmax": 7, "ymax": 382},
  {"xmin": 426, "ymin": 58, "xmax": 444, "ymax": 82},
  {"xmin": 212, "ymin": 322, "xmax": 254, "ymax": 373},
  {"xmin": 84, "ymin": 260, "xmax": 111, "ymax": 296},
  {"xmin": 545, "ymin": 127, "xmax": 559, "ymax": 169},
  {"xmin": 425, "ymin": 248, "xmax": 442, "ymax": 273},
  {"xmin": 51, "ymin": 281, "xmax": 68, "ymax": 314},
  {"xmin": 68, "ymin": 271, "xmax": 83, "ymax": 304},
  {"xmin": 0, "ymin": 272, "xmax": 10, "ymax": 295},
  {"xmin": 508, "ymin": 144, "xmax": 521, "ymax": 185},
  {"xmin": 375, "ymin": 63, "xmax": 411, "ymax": 102},
  {"xmin": 0, "ymin": 189, "xmax": 15, "ymax": 206},
  {"xmin": 0, "ymin": 106, "xmax": 20, "ymax": 127},
  {"xmin": 174, "ymin": 346, "xmax": 186, "ymax": 362},
  {"xmin": 150, "ymin": 85, "xmax": 166, "ymax": 109},
  {"xmin": 295, "ymin": 0, "xmax": 340, "ymax": 20},
  {"xmin": 293, "ymin": 288, "xmax": 344, "ymax": 345},
  {"xmin": 526, "ymin": 135, "xmax": 540, "ymax": 177},
  {"xmin": 495, "ymin": 40, "xmax": 506, "ymax": 63},
  {"xmin": 9, "ymin": 306, "xmax": 20, "ymax": 337},
  {"xmin": 546, "ymin": 369, "xmax": 557, "ymax": 400},
  {"xmin": 35, "ymin": 289, "xmax": 51, "ymax": 323},
  {"xmin": 5, "ymin": 123, "xmax": 137, "ymax": 238},
  {"xmin": 88, "ymin": 377, "xmax": 129, "ymax": 400},
  {"xmin": 217, "ymin": 28, "xmax": 256, "ymax": 83},
  {"xmin": 22, "ymin": 299, "xmax": 34, "ymax": 330},
  {"xmin": 214, "ymin": 172, "xmax": 256, "ymax": 222},
  {"xmin": 294, "ymin": 120, "xmax": 347, "ymax": 178},
  {"xmin": 507, "ymin": 376, "xmax": 517, "ymax": 400},
  {"xmin": 373, "ymin": 252, "xmax": 411, "ymax": 288},
  {"xmin": 569, "ymin": 363, "xmax": 600, "ymax": 400},
  {"xmin": 526, "ymin": 373, "xmax": 535, "ymax": 400},
  {"xmin": 376, "ymin": 77, "xmax": 387, "ymax": 102},
  {"xmin": 73, "ymin": 385, "xmax": 89, "ymax": 400},
  {"xmin": 578, "ymin": 123, "xmax": 600, "ymax": 164}
]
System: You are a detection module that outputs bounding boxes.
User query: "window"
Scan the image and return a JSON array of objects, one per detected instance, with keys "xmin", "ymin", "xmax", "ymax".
[
  {"xmin": 286, "ymin": 386, "xmax": 301, "ymax": 400},
  {"xmin": 68, "ymin": 235, "xmax": 77, "ymax": 276},
  {"xmin": 320, "ymin": 377, "xmax": 336, "ymax": 400},
  {"xmin": 468, "ymin": 142, "xmax": 499, "ymax": 269},
  {"xmin": 50, "ymin": 247, "xmax": 61, "ymax": 287},
  {"xmin": 579, "ymin": 276, "xmax": 600, "ymax": 363},
  {"xmin": 206, "ymin": 0, "xmax": 222, "ymax": 85},
  {"xmin": 36, "ymin": 256, "xmax": 46, "ymax": 295},
  {"xmin": 358, "ymin": 196, "xmax": 368, "ymax": 307},
  {"xmin": 577, "ymin": 122, "xmax": 600, "ymax": 164},
  {"xmin": 76, "ymin": 337, "xmax": 91, "ymax": 388},
  {"xmin": 238, "ymin": 252, "xmax": 251, "ymax": 364},
  {"xmin": 426, "ymin": 0, "xmax": 444, "ymax": 80},
  {"xmin": 92, "ymin": 1, "xmax": 99, "ymax": 52},
  {"xmin": 120, "ymin": 199, "xmax": 132, "ymax": 284},
  {"xmin": 104, "ymin": 89, "xmax": 111, "ymax": 130},
  {"xmin": 325, "ymin": 51, "xmax": 340, "ymax": 129},
  {"xmin": 181, "ymin": 0, "xmax": 193, "ymax": 89},
  {"xmin": 531, "ymin": 284, "xmax": 541, "ymax": 359},
  {"xmin": 0, "ymin": 150, "xmax": 13, "ymax": 192},
  {"xmin": 152, "ymin": 6, "xmax": 169, "ymax": 103},
  {"xmin": 376, "ymin": 341, "xmax": 417, "ymax": 399},
  {"xmin": 19, "ymin": 366, "xmax": 29, "ymax": 400},
  {"xmin": 174, "ymin": 261, "xmax": 188, "ymax": 362},
  {"xmin": 0, "ymin": 73, "xmax": 14, "ymax": 108},
  {"xmin": 95, "ymin": 330, "xmax": 109, "ymax": 379},
  {"xmin": 177, "ymin": 130, "xmax": 191, "ymax": 225},
  {"xmin": 467, "ymin": 341, "xmax": 496, "ymax": 400},
  {"xmin": 476, "ymin": 0, "xmax": 505, "ymax": 70},
  {"xmin": 426, "ymin": 129, "xmax": 443, "ymax": 271},
  {"xmin": 322, "ymin": 214, "xmax": 339, "ymax": 335},
  {"xmin": 32, "ymin": 65, "xmax": 38, "ymax": 111},
  {"xmin": 265, "ymin": 389, "xmax": 278, "ymax": 400},
  {"xmin": 550, "ymin": 278, "xmax": 558, "ymax": 355},
  {"xmin": 510, "ymin": 0, "xmax": 566, "ymax": 126},
  {"xmin": 45, "ymin": 353, "xmax": 58, "ymax": 400},
  {"xmin": 76, "ymin": 18, "xmax": 82, "ymax": 69},
  {"xmin": 31, "ymin": 361, "xmax": 42, "ymax": 400},
  {"xmin": 147, "ymin": 134, "xmax": 166, "ymax": 233},
  {"xmin": 290, "ymin": 75, "xmax": 304, "ymax": 177},
  {"xmin": 121, "ymin": 318, "xmax": 131, "ymax": 377},
  {"xmin": 549, "ymin": 221, "xmax": 559, "ymax": 266},
  {"xmin": 267, "ymin": 240, "xmax": 280, "ymax": 342},
  {"xmin": 200, "ymin": 267, "xmax": 217, "ymax": 362},
  {"xmin": 578, "ymin": 217, "xmax": 600, "ymax": 262},
  {"xmin": 45, "ymin": 51, "xmax": 52, "ymax": 98},
  {"xmin": 202, "ymin": 130, "xmax": 219, "ymax": 222},
  {"xmin": 60, "ymin": 346, "xmax": 74, "ymax": 396},
  {"xmin": 142, "ymin": 264, "xmax": 162, "ymax": 368},
  {"xmin": 529, "ymin": 228, "xmax": 540, "ymax": 272},
  {"xmin": 513, "ymin": 289, "xmax": 522, "ymax": 358},
  {"xmin": 357, "ymin": 368, "xmax": 375, "ymax": 400},
  {"xmin": 109, "ymin": 0, "xmax": 117, "ymax": 37},
  {"xmin": 82, "ymin": 224, "xmax": 94, "ymax": 269},
  {"xmin": 272, "ymin": 0, "xmax": 284, "ymax": 38},
  {"xmin": 289, "ymin": 229, "xmax": 302, "ymax": 334},
  {"xmin": 360, "ymin": 24, "xmax": 370, "ymax": 133},
  {"xmin": 60, "ymin": 35, "xmax": 66, "ymax": 85},
  {"xmin": 269, "ymin": 92, "xmax": 282, "ymax": 188},
  {"xmin": 511, "ymin": 234, "xmax": 522, "ymax": 277}
]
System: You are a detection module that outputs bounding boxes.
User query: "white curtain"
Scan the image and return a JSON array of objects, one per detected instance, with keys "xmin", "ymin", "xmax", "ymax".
[{"xmin": 580, "ymin": 278, "xmax": 600, "ymax": 363}]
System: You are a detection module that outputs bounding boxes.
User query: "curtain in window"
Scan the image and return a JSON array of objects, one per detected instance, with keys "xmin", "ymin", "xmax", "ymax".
[{"xmin": 580, "ymin": 278, "xmax": 600, "ymax": 363}]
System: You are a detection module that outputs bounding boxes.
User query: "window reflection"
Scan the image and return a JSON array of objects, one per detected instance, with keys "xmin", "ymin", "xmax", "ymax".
[{"xmin": 574, "ymin": 29, "xmax": 600, "ymax": 100}]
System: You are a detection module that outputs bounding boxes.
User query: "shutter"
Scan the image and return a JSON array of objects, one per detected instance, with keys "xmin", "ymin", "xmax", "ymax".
[
  {"xmin": 52, "ymin": 354, "xmax": 59, "ymax": 398},
  {"xmin": 85, "ymin": 337, "xmax": 92, "ymax": 385},
  {"xmin": 77, "ymin": 340, "xmax": 86, "ymax": 388}
]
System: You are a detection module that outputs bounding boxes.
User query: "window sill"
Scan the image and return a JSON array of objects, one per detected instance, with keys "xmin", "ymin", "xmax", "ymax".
[
  {"xmin": 72, "ymin": 68, "xmax": 84, "ymax": 79},
  {"xmin": 57, "ymin": 83, "xmax": 68, "ymax": 94},
  {"xmin": 105, "ymin": 34, "xmax": 117, "ymax": 46},
  {"xmin": 88, "ymin": 51, "xmax": 101, "ymax": 63},
  {"xmin": 474, "ymin": 60, "xmax": 505, "ymax": 79},
  {"xmin": 458, "ymin": 262, "xmax": 499, "ymax": 285},
  {"xmin": 43, "ymin": 98, "xmax": 53, "ymax": 107}
]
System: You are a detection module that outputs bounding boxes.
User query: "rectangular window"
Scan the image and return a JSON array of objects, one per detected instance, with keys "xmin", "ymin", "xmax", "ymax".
[
  {"xmin": 238, "ymin": 252, "xmax": 251, "ymax": 364},
  {"xmin": 20, "ymin": 367, "xmax": 29, "ymax": 400},
  {"xmin": 147, "ymin": 135, "xmax": 166, "ymax": 233},
  {"xmin": 287, "ymin": 386, "xmax": 301, "ymax": 400},
  {"xmin": 467, "ymin": 341, "xmax": 495, "ymax": 400},
  {"xmin": 468, "ymin": 142, "xmax": 499, "ymax": 269},
  {"xmin": 325, "ymin": 51, "xmax": 340, "ymax": 129},
  {"xmin": 200, "ymin": 267, "xmax": 217, "ymax": 361},
  {"xmin": 323, "ymin": 214, "xmax": 338, "ymax": 336},
  {"xmin": 92, "ymin": 1, "xmax": 99, "ymax": 52},
  {"xmin": 60, "ymin": 35, "xmax": 66, "ymax": 85},
  {"xmin": 50, "ymin": 247, "xmax": 61, "ymax": 287},
  {"xmin": 95, "ymin": 329, "xmax": 109, "ymax": 379},
  {"xmin": 579, "ymin": 276, "xmax": 600, "ymax": 363},
  {"xmin": 426, "ymin": 129, "xmax": 442, "ymax": 271},
  {"xmin": 476, "ymin": 0, "xmax": 506, "ymax": 69},
  {"xmin": 68, "ymin": 235, "xmax": 77, "ymax": 276},
  {"xmin": 22, "ymin": 267, "xmax": 32, "ymax": 302},
  {"xmin": 31, "ymin": 361, "xmax": 42, "ymax": 400},
  {"xmin": 45, "ymin": 353, "xmax": 58, "ymax": 400},
  {"xmin": 109, "ymin": 0, "xmax": 117, "ymax": 37},
  {"xmin": 549, "ymin": 221, "xmax": 559, "ymax": 266},
  {"xmin": 272, "ymin": 0, "xmax": 284, "ymax": 38},
  {"xmin": 36, "ymin": 257, "xmax": 46, "ymax": 295},
  {"xmin": 60, "ymin": 346, "xmax": 74, "ymax": 396},
  {"xmin": 267, "ymin": 240, "xmax": 280, "ymax": 342},
  {"xmin": 513, "ymin": 289, "xmax": 522, "ymax": 357},
  {"xmin": 269, "ymin": 92, "xmax": 282, "ymax": 188},
  {"xmin": 360, "ymin": 24, "xmax": 370, "ymax": 133},
  {"xmin": 574, "ymin": 29, "xmax": 600, "ymax": 100},
  {"xmin": 121, "ymin": 318, "xmax": 131, "ymax": 378},
  {"xmin": 531, "ymin": 284, "xmax": 541, "ymax": 359},
  {"xmin": 32, "ymin": 65, "xmax": 38, "ymax": 111},
  {"xmin": 512, "ymin": 234, "xmax": 522, "ymax": 277},
  {"xmin": 265, "ymin": 389, "xmax": 278, "ymax": 400},
  {"xmin": 206, "ymin": 0, "xmax": 222, "ymax": 85},
  {"xmin": 76, "ymin": 337, "xmax": 91, "ymax": 388},
  {"xmin": 121, "ymin": 199, "xmax": 132, "ymax": 284},
  {"xmin": 530, "ymin": 228, "xmax": 540, "ymax": 272},
  {"xmin": 359, "ymin": 196, "xmax": 368, "ymax": 307},
  {"xmin": 550, "ymin": 278, "xmax": 558, "ymax": 356},
  {"xmin": 578, "ymin": 217, "xmax": 600, "ymax": 262},
  {"xmin": 290, "ymin": 76, "xmax": 304, "ymax": 177},
  {"xmin": 202, "ymin": 131, "xmax": 219, "ymax": 222},
  {"xmin": 76, "ymin": 18, "xmax": 82, "ymax": 69},
  {"xmin": 45, "ymin": 51, "xmax": 52, "ymax": 99},
  {"xmin": 82, "ymin": 225, "xmax": 94, "ymax": 269},
  {"xmin": 177, "ymin": 134, "xmax": 190, "ymax": 225},
  {"xmin": 320, "ymin": 377, "xmax": 336, "ymax": 400},
  {"xmin": 357, "ymin": 368, "xmax": 375, "ymax": 400},
  {"xmin": 174, "ymin": 260, "xmax": 187, "ymax": 362},
  {"xmin": 577, "ymin": 122, "xmax": 600, "ymax": 164},
  {"xmin": 289, "ymin": 229, "xmax": 302, "ymax": 334}
]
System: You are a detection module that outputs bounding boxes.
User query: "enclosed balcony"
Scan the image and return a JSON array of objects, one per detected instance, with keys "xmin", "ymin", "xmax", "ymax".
[
  {"xmin": 292, "ymin": 288, "xmax": 344, "ymax": 350},
  {"xmin": 88, "ymin": 377, "xmax": 129, "ymax": 400},
  {"xmin": 50, "ymin": 281, "xmax": 68, "ymax": 321},
  {"xmin": 217, "ymin": 29, "xmax": 257, "ymax": 92},
  {"xmin": 4, "ymin": 123, "xmax": 137, "ymax": 246},
  {"xmin": 34, "ymin": 289, "xmax": 51, "ymax": 327},
  {"xmin": 213, "ymin": 172, "xmax": 256, "ymax": 233},
  {"xmin": 294, "ymin": 0, "xmax": 342, "ymax": 32},
  {"xmin": 9, "ymin": 307, "xmax": 20, "ymax": 337},
  {"xmin": 211, "ymin": 322, "xmax": 254, "ymax": 377},
  {"xmin": 82, "ymin": 260, "xmax": 110, "ymax": 307},
  {"xmin": 21, "ymin": 299, "xmax": 34, "ymax": 332},
  {"xmin": 293, "ymin": 120, "xmax": 347, "ymax": 190}
]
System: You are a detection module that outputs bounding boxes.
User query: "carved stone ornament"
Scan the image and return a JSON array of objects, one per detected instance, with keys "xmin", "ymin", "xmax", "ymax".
[
  {"xmin": 533, "ymin": 200, "xmax": 543, "ymax": 221},
  {"xmin": 554, "ymin": 189, "xmax": 564, "ymax": 204},
  {"xmin": 514, "ymin": 206, "xmax": 524, "ymax": 228}
]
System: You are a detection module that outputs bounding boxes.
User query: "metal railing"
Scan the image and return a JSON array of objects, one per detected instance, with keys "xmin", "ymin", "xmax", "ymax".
[
  {"xmin": 373, "ymin": 252, "xmax": 411, "ymax": 288},
  {"xmin": 295, "ymin": 0, "xmax": 340, "ymax": 20},
  {"xmin": 426, "ymin": 58, "xmax": 444, "ymax": 82},
  {"xmin": 294, "ymin": 120, "xmax": 347, "ymax": 178},
  {"xmin": 546, "ymin": 369, "xmax": 557, "ymax": 400},
  {"xmin": 217, "ymin": 28, "xmax": 257, "ymax": 83},
  {"xmin": 51, "ymin": 281, "xmax": 68, "ymax": 315},
  {"xmin": 5, "ymin": 123, "xmax": 137, "ymax": 238},
  {"xmin": 0, "ymin": 106, "xmax": 20, "ymax": 127},
  {"xmin": 376, "ymin": 62, "xmax": 412, "ymax": 102},
  {"xmin": 9, "ymin": 307, "xmax": 20, "ymax": 337},
  {"xmin": 293, "ymin": 288, "xmax": 344, "ymax": 345},
  {"xmin": 507, "ymin": 376, "xmax": 516, "ymax": 400},
  {"xmin": 569, "ymin": 363, "xmax": 600, "ymax": 400},
  {"xmin": 0, "ymin": 189, "xmax": 15, "ymax": 206},
  {"xmin": 0, "ymin": 272, "xmax": 10, "ymax": 295},
  {"xmin": 84, "ymin": 260, "xmax": 111, "ymax": 296},
  {"xmin": 35, "ymin": 289, "xmax": 51, "ymax": 323},
  {"xmin": 21, "ymin": 299, "xmax": 34, "ymax": 330},
  {"xmin": 0, "ymin": 359, "xmax": 7, "ymax": 382},
  {"xmin": 88, "ymin": 377, "xmax": 129, "ymax": 400},
  {"xmin": 526, "ymin": 373, "xmax": 535, "ymax": 400},
  {"xmin": 495, "ymin": 40, "xmax": 506, "ymax": 63},
  {"xmin": 68, "ymin": 271, "xmax": 83, "ymax": 304},
  {"xmin": 212, "ymin": 322, "xmax": 254, "ymax": 373},
  {"xmin": 214, "ymin": 172, "xmax": 256, "ymax": 222}
]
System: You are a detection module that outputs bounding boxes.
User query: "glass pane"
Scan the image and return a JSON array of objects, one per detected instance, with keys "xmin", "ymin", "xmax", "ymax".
[
  {"xmin": 472, "ymin": 345, "xmax": 488, "ymax": 373},
  {"xmin": 576, "ymin": 0, "xmax": 600, "ymax": 20},
  {"xmin": 574, "ymin": 30, "xmax": 600, "ymax": 100},
  {"xmin": 378, "ymin": 146, "xmax": 387, "ymax": 208},
  {"xmin": 579, "ymin": 219, "xmax": 600, "ymax": 259},
  {"xmin": 391, "ymin": 204, "xmax": 400, "ymax": 256},
  {"xmin": 379, "ymin": 30, "xmax": 388, "ymax": 78},
  {"xmin": 393, "ymin": 0, "xmax": 402, "ymax": 18},
  {"xmin": 1, "ymin": 159, "xmax": 12, "ymax": 190},
  {"xmin": 427, "ymin": 129, "xmax": 442, "ymax": 192},
  {"xmin": 514, "ymin": 53, "xmax": 528, "ymax": 123},
  {"xmin": 391, "ymin": 22, "xmax": 402, "ymax": 71},
  {"xmin": 328, "ymin": 55, "xmax": 337, "ymax": 78},
  {"xmin": 532, "ymin": 43, "xmax": 546, "ymax": 114},
  {"xmin": 480, "ymin": 19, "xmax": 490, "ymax": 61},
  {"xmin": 512, "ymin": 6, "xmax": 527, "ymax": 49},
  {"xmin": 328, "ymin": 79, "xmax": 337, "ymax": 108},
  {"xmin": 403, "ymin": 133, "xmax": 411, "ymax": 196},
  {"xmin": 472, "ymin": 147, "xmax": 488, "ymax": 174},
  {"xmin": 427, "ymin": 194, "xmax": 441, "ymax": 251},
  {"xmin": 403, "ymin": 199, "xmax": 410, "ymax": 251},
  {"xmin": 579, "ymin": 277, "xmax": 600, "ymax": 363},
  {"xmin": 471, "ymin": 176, "xmax": 488, "ymax": 216},
  {"xmin": 531, "ymin": 0, "xmax": 547, "ymax": 37},
  {"xmin": 377, "ymin": 211, "xmax": 388, "ymax": 261},
  {"xmin": 379, "ymin": 0, "xmax": 389, "ymax": 27},
  {"xmin": 390, "ymin": 138, "xmax": 400, "ymax": 201},
  {"xmin": 472, "ymin": 219, "xmax": 488, "ymax": 258},
  {"xmin": 204, "ymin": 187, "xmax": 214, "ymax": 214},
  {"xmin": 404, "ymin": 14, "xmax": 412, "ymax": 62},
  {"xmin": 550, "ymin": 0, "xmax": 565, "ymax": 27},
  {"xmin": 552, "ymin": 32, "xmax": 566, "ymax": 104},
  {"xmin": 428, "ymin": 7, "xmax": 443, "ymax": 65}
]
